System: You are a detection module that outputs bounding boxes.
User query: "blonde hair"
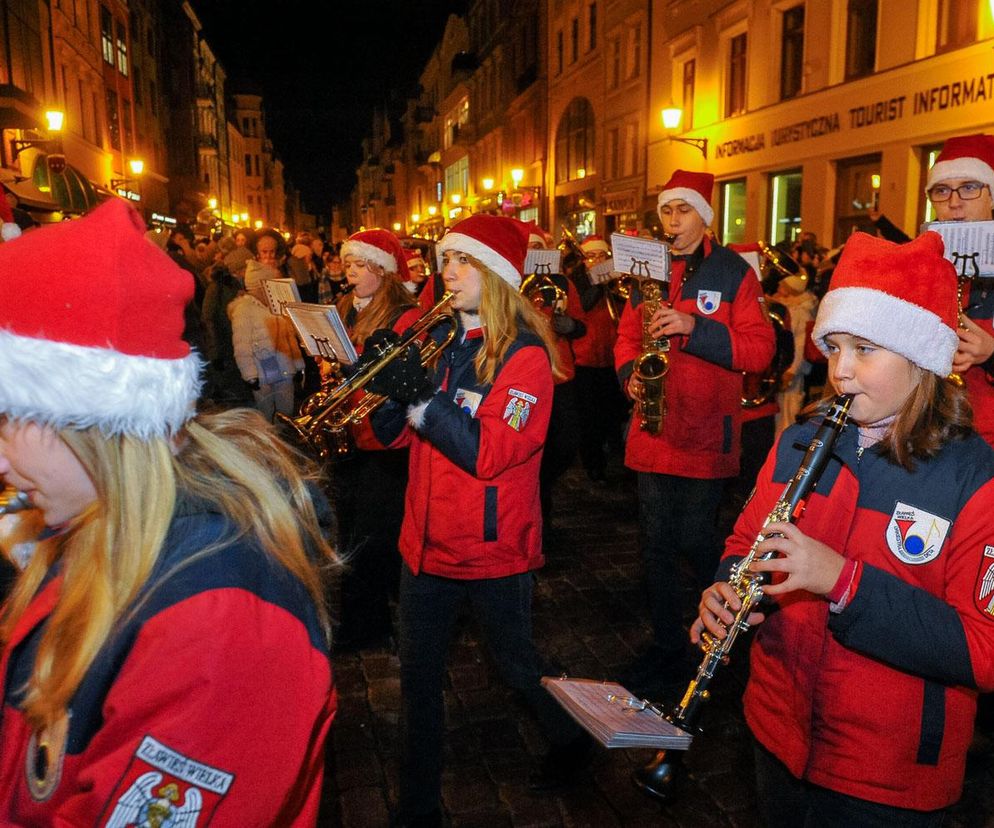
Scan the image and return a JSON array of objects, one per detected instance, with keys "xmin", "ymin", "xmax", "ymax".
[
  {"xmin": 336, "ymin": 266, "xmax": 416, "ymax": 346},
  {"xmin": 0, "ymin": 408, "xmax": 336, "ymax": 731},
  {"xmin": 471, "ymin": 259, "xmax": 561, "ymax": 385}
]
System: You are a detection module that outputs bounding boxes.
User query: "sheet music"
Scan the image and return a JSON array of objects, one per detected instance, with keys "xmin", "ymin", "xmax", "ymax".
[
  {"xmin": 922, "ymin": 220, "xmax": 994, "ymax": 277},
  {"xmin": 524, "ymin": 248, "xmax": 562, "ymax": 275},
  {"xmin": 284, "ymin": 303, "xmax": 359, "ymax": 364},
  {"xmin": 587, "ymin": 260, "xmax": 619, "ymax": 285},
  {"xmin": 609, "ymin": 233, "xmax": 670, "ymax": 282},
  {"xmin": 261, "ymin": 278, "xmax": 302, "ymax": 316},
  {"xmin": 733, "ymin": 249, "xmax": 763, "ymax": 280},
  {"xmin": 541, "ymin": 677, "xmax": 693, "ymax": 750}
]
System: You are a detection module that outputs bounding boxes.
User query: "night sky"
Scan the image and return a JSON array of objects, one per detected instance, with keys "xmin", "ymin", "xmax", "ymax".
[{"xmin": 194, "ymin": 1, "xmax": 468, "ymax": 217}]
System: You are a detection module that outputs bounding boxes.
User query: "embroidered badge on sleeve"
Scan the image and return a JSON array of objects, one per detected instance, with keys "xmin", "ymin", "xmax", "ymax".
[
  {"xmin": 886, "ymin": 502, "xmax": 951, "ymax": 565},
  {"xmin": 975, "ymin": 545, "xmax": 994, "ymax": 619},
  {"xmin": 104, "ymin": 736, "xmax": 234, "ymax": 827},
  {"xmin": 453, "ymin": 388, "xmax": 483, "ymax": 417},
  {"xmin": 696, "ymin": 290, "xmax": 722, "ymax": 315},
  {"xmin": 502, "ymin": 388, "xmax": 537, "ymax": 432}
]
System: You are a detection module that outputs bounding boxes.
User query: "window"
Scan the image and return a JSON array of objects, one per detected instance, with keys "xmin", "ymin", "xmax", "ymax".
[
  {"xmin": 626, "ymin": 23, "xmax": 641, "ymax": 80},
  {"xmin": 100, "ymin": 6, "xmax": 114, "ymax": 65},
  {"xmin": 834, "ymin": 154, "xmax": 881, "ymax": 244},
  {"xmin": 607, "ymin": 127, "xmax": 620, "ymax": 179},
  {"xmin": 920, "ymin": 144, "xmax": 944, "ymax": 223},
  {"xmin": 588, "ymin": 3, "xmax": 596, "ymax": 50},
  {"xmin": 720, "ymin": 179, "xmax": 747, "ymax": 244},
  {"xmin": 116, "ymin": 20, "xmax": 127, "ymax": 74},
  {"xmin": 609, "ymin": 37, "xmax": 621, "ymax": 89},
  {"xmin": 845, "ymin": 0, "xmax": 877, "ymax": 80},
  {"xmin": 444, "ymin": 156, "xmax": 469, "ymax": 197},
  {"xmin": 106, "ymin": 88, "xmax": 120, "ymax": 150},
  {"xmin": 625, "ymin": 122, "xmax": 639, "ymax": 177},
  {"xmin": 780, "ymin": 6, "xmax": 804, "ymax": 100},
  {"xmin": 122, "ymin": 97, "xmax": 132, "ymax": 152},
  {"xmin": 245, "ymin": 153, "xmax": 252, "ymax": 176},
  {"xmin": 133, "ymin": 65, "xmax": 142, "ymax": 105},
  {"xmin": 936, "ymin": 0, "xmax": 977, "ymax": 53},
  {"xmin": 726, "ymin": 32, "xmax": 747, "ymax": 116},
  {"xmin": 571, "ymin": 18, "xmax": 579, "ymax": 63},
  {"xmin": 254, "ymin": 155, "xmax": 261, "ymax": 177},
  {"xmin": 682, "ymin": 59, "xmax": 696, "ymax": 130},
  {"xmin": 556, "ymin": 30, "xmax": 564, "ymax": 74},
  {"xmin": 769, "ymin": 169, "xmax": 802, "ymax": 244},
  {"xmin": 555, "ymin": 97, "xmax": 595, "ymax": 183},
  {"xmin": 149, "ymin": 81, "xmax": 157, "ymax": 116}
]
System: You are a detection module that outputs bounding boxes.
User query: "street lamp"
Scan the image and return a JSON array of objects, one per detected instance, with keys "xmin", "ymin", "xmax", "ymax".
[
  {"xmin": 12, "ymin": 108, "xmax": 66, "ymax": 158},
  {"xmin": 482, "ymin": 177, "xmax": 494, "ymax": 191},
  {"xmin": 660, "ymin": 106, "xmax": 708, "ymax": 158},
  {"xmin": 510, "ymin": 168, "xmax": 524, "ymax": 187},
  {"xmin": 111, "ymin": 158, "xmax": 145, "ymax": 190}
]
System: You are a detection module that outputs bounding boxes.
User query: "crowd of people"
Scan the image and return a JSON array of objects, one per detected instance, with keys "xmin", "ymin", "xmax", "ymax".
[{"xmin": 0, "ymin": 131, "xmax": 991, "ymax": 827}]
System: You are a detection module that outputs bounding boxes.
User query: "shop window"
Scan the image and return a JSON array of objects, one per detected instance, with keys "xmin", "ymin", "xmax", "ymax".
[
  {"xmin": 555, "ymin": 97, "xmax": 596, "ymax": 184},
  {"xmin": 780, "ymin": 6, "xmax": 804, "ymax": 100},
  {"xmin": 845, "ymin": 0, "xmax": 877, "ymax": 80},
  {"xmin": 720, "ymin": 179, "xmax": 747, "ymax": 245},
  {"xmin": 921, "ymin": 144, "xmax": 944, "ymax": 224},
  {"xmin": 768, "ymin": 169, "xmax": 802, "ymax": 245},
  {"xmin": 936, "ymin": 0, "xmax": 977, "ymax": 53},
  {"xmin": 726, "ymin": 33, "xmax": 747, "ymax": 117},
  {"xmin": 833, "ymin": 154, "xmax": 881, "ymax": 245}
]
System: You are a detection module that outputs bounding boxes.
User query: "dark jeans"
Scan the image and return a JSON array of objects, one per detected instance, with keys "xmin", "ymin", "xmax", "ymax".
[
  {"xmin": 638, "ymin": 472, "xmax": 726, "ymax": 660},
  {"xmin": 754, "ymin": 742, "xmax": 946, "ymax": 828},
  {"xmin": 397, "ymin": 568, "xmax": 583, "ymax": 817},
  {"xmin": 573, "ymin": 365, "xmax": 627, "ymax": 476},
  {"xmin": 539, "ymin": 380, "xmax": 580, "ymax": 519}
]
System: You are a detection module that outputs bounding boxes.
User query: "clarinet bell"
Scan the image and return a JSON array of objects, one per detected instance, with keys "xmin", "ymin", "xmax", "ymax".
[{"xmin": 632, "ymin": 748, "xmax": 681, "ymax": 802}]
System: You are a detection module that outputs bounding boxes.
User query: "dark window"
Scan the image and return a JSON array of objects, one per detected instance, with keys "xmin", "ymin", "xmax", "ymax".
[
  {"xmin": 116, "ymin": 21, "xmax": 128, "ymax": 75},
  {"xmin": 780, "ymin": 6, "xmax": 804, "ymax": 100},
  {"xmin": 936, "ymin": 0, "xmax": 977, "ymax": 53},
  {"xmin": 588, "ymin": 3, "xmax": 596, "ymax": 51},
  {"xmin": 571, "ymin": 18, "xmax": 579, "ymax": 63},
  {"xmin": 133, "ymin": 65, "xmax": 142, "ymax": 105},
  {"xmin": 100, "ymin": 6, "xmax": 114, "ymax": 64},
  {"xmin": 555, "ymin": 97, "xmax": 596, "ymax": 184},
  {"xmin": 106, "ymin": 88, "xmax": 120, "ymax": 150},
  {"xmin": 122, "ymin": 97, "xmax": 132, "ymax": 152},
  {"xmin": 726, "ymin": 33, "xmax": 747, "ymax": 117},
  {"xmin": 148, "ymin": 80, "xmax": 157, "ymax": 116},
  {"xmin": 556, "ymin": 30, "xmax": 564, "ymax": 75},
  {"xmin": 682, "ymin": 59, "xmax": 696, "ymax": 130},
  {"xmin": 245, "ymin": 153, "xmax": 252, "ymax": 176},
  {"xmin": 845, "ymin": 0, "xmax": 877, "ymax": 80}
]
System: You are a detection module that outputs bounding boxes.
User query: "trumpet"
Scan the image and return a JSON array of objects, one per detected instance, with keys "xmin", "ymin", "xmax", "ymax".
[
  {"xmin": 277, "ymin": 292, "xmax": 457, "ymax": 459},
  {"xmin": 634, "ymin": 394, "xmax": 853, "ymax": 802},
  {"xmin": 520, "ymin": 271, "xmax": 567, "ymax": 313}
]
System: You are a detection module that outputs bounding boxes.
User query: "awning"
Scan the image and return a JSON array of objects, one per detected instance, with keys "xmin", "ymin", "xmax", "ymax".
[
  {"xmin": 29, "ymin": 155, "xmax": 100, "ymax": 215},
  {"xmin": 0, "ymin": 168, "xmax": 60, "ymax": 213}
]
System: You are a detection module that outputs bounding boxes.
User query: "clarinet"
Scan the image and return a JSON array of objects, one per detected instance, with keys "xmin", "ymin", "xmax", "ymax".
[{"xmin": 635, "ymin": 393, "xmax": 853, "ymax": 801}]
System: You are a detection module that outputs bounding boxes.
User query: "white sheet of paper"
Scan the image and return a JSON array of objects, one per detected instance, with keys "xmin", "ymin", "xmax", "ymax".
[
  {"xmin": 524, "ymin": 248, "xmax": 562, "ymax": 275},
  {"xmin": 284, "ymin": 303, "xmax": 359, "ymax": 364},
  {"xmin": 923, "ymin": 221, "xmax": 994, "ymax": 277},
  {"xmin": 261, "ymin": 278, "xmax": 302, "ymax": 316},
  {"xmin": 610, "ymin": 233, "xmax": 670, "ymax": 281},
  {"xmin": 587, "ymin": 260, "xmax": 618, "ymax": 285}
]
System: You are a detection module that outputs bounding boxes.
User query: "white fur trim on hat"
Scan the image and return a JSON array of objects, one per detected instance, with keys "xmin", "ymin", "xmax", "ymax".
[
  {"xmin": 580, "ymin": 238, "xmax": 610, "ymax": 255},
  {"xmin": 437, "ymin": 233, "xmax": 522, "ymax": 288},
  {"xmin": 340, "ymin": 239, "xmax": 398, "ymax": 274},
  {"xmin": 926, "ymin": 157, "xmax": 994, "ymax": 192},
  {"xmin": 811, "ymin": 286, "xmax": 959, "ymax": 376},
  {"xmin": 0, "ymin": 328, "xmax": 203, "ymax": 438},
  {"xmin": 657, "ymin": 187, "xmax": 714, "ymax": 226}
]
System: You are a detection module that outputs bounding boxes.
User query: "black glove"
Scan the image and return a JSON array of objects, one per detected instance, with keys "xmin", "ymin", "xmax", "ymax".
[
  {"xmin": 366, "ymin": 344, "xmax": 435, "ymax": 405},
  {"xmin": 551, "ymin": 311, "xmax": 577, "ymax": 336}
]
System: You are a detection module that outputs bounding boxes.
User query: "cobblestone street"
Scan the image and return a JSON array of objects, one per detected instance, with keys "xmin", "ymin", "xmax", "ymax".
[{"xmin": 320, "ymin": 455, "xmax": 994, "ymax": 827}]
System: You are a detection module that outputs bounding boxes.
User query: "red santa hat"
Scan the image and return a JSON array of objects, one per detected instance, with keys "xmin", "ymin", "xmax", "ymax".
[
  {"xmin": 0, "ymin": 198, "xmax": 201, "ymax": 438},
  {"xmin": 0, "ymin": 193, "xmax": 21, "ymax": 242},
  {"xmin": 404, "ymin": 248, "xmax": 425, "ymax": 269},
  {"xmin": 340, "ymin": 228, "xmax": 410, "ymax": 281},
  {"xmin": 437, "ymin": 214, "xmax": 529, "ymax": 288},
  {"xmin": 926, "ymin": 134, "xmax": 994, "ymax": 193},
  {"xmin": 811, "ymin": 231, "xmax": 959, "ymax": 376},
  {"xmin": 579, "ymin": 234, "xmax": 610, "ymax": 255},
  {"xmin": 657, "ymin": 169, "xmax": 715, "ymax": 226}
]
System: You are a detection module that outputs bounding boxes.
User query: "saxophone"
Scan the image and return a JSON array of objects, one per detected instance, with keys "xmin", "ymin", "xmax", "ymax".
[
  {"xmin": 634, "ymin": 393, "xmax": 853, "ymax": 802},
  {"xmin": 631, "ymin": 278, "xmax": 670, "ymax": 435}
]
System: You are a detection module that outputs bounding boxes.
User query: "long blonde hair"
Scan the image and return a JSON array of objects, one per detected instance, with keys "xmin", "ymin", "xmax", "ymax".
[
  {"xmin": 472, "ymin": 260, "xmax": 561, "ymax": 384},
  {"xmin": 336, "ymin": 266, "xmax": 416, "ymax": 346},
  {"xmin": 0, "ymin": 408, "xmax": 336, "ymax": 732}
]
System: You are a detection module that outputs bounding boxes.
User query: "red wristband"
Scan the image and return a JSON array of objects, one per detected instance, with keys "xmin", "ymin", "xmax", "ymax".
[{"xmin": 827, "ymin": 558, "xmax": 858, "ymax": 604}]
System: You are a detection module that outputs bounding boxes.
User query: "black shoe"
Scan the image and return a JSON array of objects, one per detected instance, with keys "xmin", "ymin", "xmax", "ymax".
[
  {"xmin": 392, "ymin": 808, "xmax": 443, "ymax": 828},
  {"xmin": 528, "ymin": 734, "xmax": 595, "ymax": 793}
]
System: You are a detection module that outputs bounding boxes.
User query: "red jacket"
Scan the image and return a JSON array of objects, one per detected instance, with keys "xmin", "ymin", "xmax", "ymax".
[
  {"xmin": 0, "ymin": 504, "xmax": 335, "ymax": 826},
  {"xmin": 614, "ymin": 237, "xmax": 774, "ymax": 478},
  {"xmin": 728, "ymin": 421, "xmax": 994, "ymax": 811},
  {"xmin": 373, "ymin": 323, "xmax": 551, "ymax": 579},
  {"xmin": 963, "ymin": 281, "xmax": 994, "ymax": 449}
]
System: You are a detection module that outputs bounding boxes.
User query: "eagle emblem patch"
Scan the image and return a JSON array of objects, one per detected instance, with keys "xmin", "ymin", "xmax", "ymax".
[
  {"xmin": 975, "ymin": 545, "xmax": 994, "ymax": 619},
  {"xmin": 104, "ymin": 736, "xmax": 233, "ymax": 827},
  {"xmin": 502, "ymin": 388, "xmax": 536, "ymax": 432},
  {"xmin": 696, "ymin": 290, "xmax": 721, "ymax": 315},
  {"xmin": 885, "ymin": 502, "xmax": 950, "ymax": 565}
]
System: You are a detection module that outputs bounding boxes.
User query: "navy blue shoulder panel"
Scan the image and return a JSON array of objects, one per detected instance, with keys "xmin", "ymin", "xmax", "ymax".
[
  {"xmin": 771, "ymin": 419, "xmax": 848, "ymax": 497},
  {"xmin": 680, "ymin": 243, "xmax": 751, "ymax": 304}
]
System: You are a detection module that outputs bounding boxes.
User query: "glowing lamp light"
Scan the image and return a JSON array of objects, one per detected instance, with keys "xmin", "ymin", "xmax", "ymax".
[
  {"xmin": 45, "ymin": 110, "xmax": 65, "ymax": 132},
  {"xmin": 254, "ymin": 220, "xmax": 263, "ymax": 229},
  {"xmin": 661, "ymin": 107, "xmax": 682, "ymax": 130},
  {"xmin": 392, "ymin": 222, "xmax": 402, "ymax": 231},
  {"xmin": 208, "ymin": 197, "xmax": 218, "ymax": 210},
  {"xmin": 427, "ymin": 205, "xmax": 438, "ymax": 216},
  {"xmin": 576, "ymin": 168, "xmax": 586, "ymax": 179},
  {"xmin": 450, "ymin": 193, "xmax": 462, "ymax": 205},
  {"xmin": 128, "ymin": 158, "xmax": 144, "ymax": 176},
  {"xmin": 482, "ymin": 177, "xmax": 494, "ymax": 191},
  {"xmin": 411, "ymin": 213, "xmax": 421, "ymax": 223},
  {"xmin": 510, "ymin": 168, "xmax": 524, "ymax": 187},
  {"xmin": 871, "ymin": 174, "xmax": 881, "ymax": 190},
  {"xmin": 240, "ymin": 212, "xmax": 249, "ymax": 223}
]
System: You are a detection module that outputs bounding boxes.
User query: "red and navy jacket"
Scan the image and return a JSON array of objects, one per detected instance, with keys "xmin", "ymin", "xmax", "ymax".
[
  {"xmin": 0, "ymin": 501, "xmax": 336, "ymax": 826},
  {"xmin": 346, "ymin": 303, "xmax": 422, "ymax": 451},
  {"xmin": 569, "ymin": 265, "xmax": 618, "ymax": 369},
  {"xmin": 372, "ymin": 319, "xmax": 551, "ymax": 579},
  {"xmin": 725, "ymin": 419, "xmax": 994, "ymax": 811},
  {"xmin": 614, "ymin": 237, "xmax": 774, "ymax": 478},
  {"xmin": 963, "ymin": 282, "xmax": 994, "ymax": 449},
  {"xmin": 532, "ymin": 272, "xmax": 584, "ymax": 384}
]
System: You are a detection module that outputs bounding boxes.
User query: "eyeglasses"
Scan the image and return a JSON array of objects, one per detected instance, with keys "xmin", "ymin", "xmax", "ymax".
[{"xmin": 927, "ymin": 181, "xmax": 989, "ymax": 202}]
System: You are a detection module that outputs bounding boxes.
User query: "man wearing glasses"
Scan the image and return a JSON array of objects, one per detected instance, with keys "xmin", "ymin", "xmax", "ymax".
[{"xmin": 926, "ymin": 134, "xmax": 994, "ymax": 446}]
